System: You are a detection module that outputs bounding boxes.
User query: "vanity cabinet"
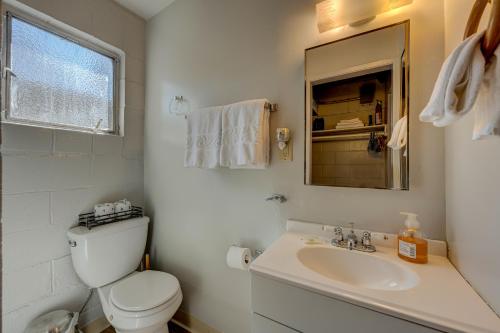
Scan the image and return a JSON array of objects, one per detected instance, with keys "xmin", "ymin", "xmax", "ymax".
[
  {"xmin": 252, "ymin": 313, "xmax": 300, "ymax": 333},
  {"xmin": 251, "ymin": 274, "xmax": 441, "ymax": 333}
]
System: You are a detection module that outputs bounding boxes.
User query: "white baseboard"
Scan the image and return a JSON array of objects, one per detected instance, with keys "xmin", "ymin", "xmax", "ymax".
[
  {"xmin": 79, "ymin": 311, "xmax": 220, "ymax": 333},
  {"xmin": 173, "ymin": 310, "xmax": 221, "ymax": 333},
  {"xmin": 80, "ymin": 316, "xmax": 110, "ymax": 333}
]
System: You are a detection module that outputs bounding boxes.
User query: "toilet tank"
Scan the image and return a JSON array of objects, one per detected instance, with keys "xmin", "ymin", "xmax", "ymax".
[{"xmin": 67, "ymin": 217, "xmax": 149, "ymax": 288}]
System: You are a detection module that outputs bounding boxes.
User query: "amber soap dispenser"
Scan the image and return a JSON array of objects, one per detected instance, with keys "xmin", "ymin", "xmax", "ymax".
[{"xmin": 398, "ymin": 212, "xmax": 428, "ymax": 264}]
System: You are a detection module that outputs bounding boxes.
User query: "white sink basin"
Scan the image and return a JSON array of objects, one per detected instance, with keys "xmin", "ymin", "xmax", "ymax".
[{"xmin": 297, "ymin": 247, "xmax": 419, "ymax": 291}]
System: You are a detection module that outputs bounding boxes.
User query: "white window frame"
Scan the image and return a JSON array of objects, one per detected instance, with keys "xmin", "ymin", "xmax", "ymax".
[{"xmin": 1, "ymin": 1, "xmax": 125, "ymax": 135}]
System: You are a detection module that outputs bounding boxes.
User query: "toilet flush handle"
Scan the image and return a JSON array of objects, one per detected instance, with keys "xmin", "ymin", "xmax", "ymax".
[{"xmin": 68, "ymin": 240, "xmax": 77, "ymax": 247}]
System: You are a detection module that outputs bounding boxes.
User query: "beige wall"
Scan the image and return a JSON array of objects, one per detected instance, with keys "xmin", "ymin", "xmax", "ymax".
[
  {"xmin": 444, "ymin": 0, "xmax": 500, "ymax": 315},
  {"xmin": 144, "ymin": 0, "xmax": 445, "ymax": 332},
  {"xmin": 1, "ymin": 1, "xmax": 145, "ymax": 332}
]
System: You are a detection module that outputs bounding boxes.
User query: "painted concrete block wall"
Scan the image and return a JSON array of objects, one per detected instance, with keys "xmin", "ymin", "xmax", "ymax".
[
  {"xmin": 1, "ymin": 1, "xmax": 145, "ymax": 332},
  {"xmin": 311, "ymin": 140, "xmax": 387, "ymax": 188},
  {"xmin": 443, "ymin": 0, "xmax": 500, "ymax": 315},
  {"xmin": 144, "ymin": 0, "xmax": 445, "ymax": 332}
]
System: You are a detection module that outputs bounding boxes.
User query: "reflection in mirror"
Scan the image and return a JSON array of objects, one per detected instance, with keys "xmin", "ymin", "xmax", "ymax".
[{"xmin": 305, "ymin": 21, "xmax": 409, "ymax": 190}]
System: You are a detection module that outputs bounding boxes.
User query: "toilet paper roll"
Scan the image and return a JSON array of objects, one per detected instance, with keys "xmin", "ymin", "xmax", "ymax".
[
  {"xmin": 226, "ymin": 246, "xmax": 252, "ymax": 271},
  {"xmin": 94, "ymin": 203, "xmax": 115, "ymax": 219},
  {"xmin": 114, "ymin": 199, "xmax": 132, "ymax": 219}
]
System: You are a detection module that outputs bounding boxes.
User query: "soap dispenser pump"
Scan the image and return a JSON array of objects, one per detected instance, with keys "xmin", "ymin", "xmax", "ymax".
[{"xmin": 398, "ymin": 212, "xmax": 428, "ymax": 264}]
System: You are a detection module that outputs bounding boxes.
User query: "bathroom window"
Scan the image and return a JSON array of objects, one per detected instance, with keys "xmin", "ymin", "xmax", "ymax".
[{"xmin": 2, "ymin": 11, "xmax": 121, "ymax": 134}]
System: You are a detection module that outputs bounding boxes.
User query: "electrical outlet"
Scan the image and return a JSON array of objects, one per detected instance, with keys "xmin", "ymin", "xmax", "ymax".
[{"xmin": 279, "ymin": 141, "xmax": 293, "ymax": 161}]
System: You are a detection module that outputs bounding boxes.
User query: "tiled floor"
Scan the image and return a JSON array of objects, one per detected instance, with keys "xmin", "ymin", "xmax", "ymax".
[{"xmin": 101, "ymin": 321, "xmax": 189, "ymax": 333}]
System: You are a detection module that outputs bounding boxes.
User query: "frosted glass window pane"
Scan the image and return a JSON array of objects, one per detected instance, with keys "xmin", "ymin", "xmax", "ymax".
[{"xmin": 8, "ymin": 17, "xmax": 115, "ymax": 131}]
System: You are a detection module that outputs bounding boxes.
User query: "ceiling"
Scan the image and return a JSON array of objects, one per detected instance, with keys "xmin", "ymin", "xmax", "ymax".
[{"xmin": 114, "ymin": 0, "xmax": 176, "ymax": 20}]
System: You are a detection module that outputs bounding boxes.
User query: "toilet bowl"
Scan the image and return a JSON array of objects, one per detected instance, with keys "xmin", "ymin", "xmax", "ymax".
[
  {"xmin": 98, "ymin": 271, "xmax": 182, "ymax": 333},
  {"xmin": 67, "ymin": 217, "xmax": 182, "ymax": 333}
]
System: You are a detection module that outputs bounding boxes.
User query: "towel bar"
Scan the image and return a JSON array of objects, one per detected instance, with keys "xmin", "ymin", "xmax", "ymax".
[
  {"xmin": 170, "ymin": 96, "xmax": 279, "ymax": 117},
  {"xmin": 265, "ymin": 102, "xmax": 279, "ymax": 112}
]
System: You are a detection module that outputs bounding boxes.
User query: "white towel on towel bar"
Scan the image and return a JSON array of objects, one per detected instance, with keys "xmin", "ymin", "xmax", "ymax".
[
  {"xmin": 184, "ymin": 106, "xmax": 223, "ymax": 169},
  {"xmin": 473, "ymin": 47, "xmax": 500, "ymax": 139},
  {"xmin": 419, "ymin": 31, "xmax": 485, "ymax": 127},
  {"xmin": 220, "ymin": 99, "xmax": 270, "ymax": 169}
]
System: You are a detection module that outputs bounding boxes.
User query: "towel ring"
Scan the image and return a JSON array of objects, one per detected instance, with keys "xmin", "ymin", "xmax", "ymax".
[
  {"xmin": 464, "ymin": 0, "xmax": 500, "ymax": 60},
  {"xmin": 169, "ymin": 95, "xmax": 190, "ymax": 117}
]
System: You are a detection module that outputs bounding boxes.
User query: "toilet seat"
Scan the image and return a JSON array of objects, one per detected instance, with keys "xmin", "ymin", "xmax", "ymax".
[
  {"xmin": 108, "ymin": 287, "xmax": 182, "ymax": 319},
  {"xmin": 97, "ymin": 270, "xmax": 183, "ymax": 332},
  {"xmin": 110, "ymin": 270, "xmax": 180, "ymax": 312}
]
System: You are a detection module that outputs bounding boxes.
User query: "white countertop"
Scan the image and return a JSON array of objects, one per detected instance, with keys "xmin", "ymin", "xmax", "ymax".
[{"xmin": 250, "ymin": 221, "xmax": 500, "ymax": 333}]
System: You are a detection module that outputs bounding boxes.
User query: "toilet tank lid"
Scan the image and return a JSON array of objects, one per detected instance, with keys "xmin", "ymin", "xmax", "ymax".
[
  {"xmin": 67, "ymin": 216, "xmax": 149, "ymax": 241},
  {"xmin": 110, "ymin": 270, "xmax": 180, "ymax": 312}
]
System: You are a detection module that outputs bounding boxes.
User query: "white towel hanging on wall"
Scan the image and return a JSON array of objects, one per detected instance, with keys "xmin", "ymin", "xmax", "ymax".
[
  {"xmin": 419, "ymin": 31, "xmax": 486, "ymax": 127},
  {"xmin": 220, "ymin": 99, "xmax": 270, "ymax": 169},
  {"xmin": 473, "ymin": 47, "xmax": 500, "ymax": 139},
  {"xmin": 184, "ymin": 106, "xmax": 223, "ymax": 169},
  {"xmin": 419, "ymin": 29, "xmax": 500, "ymax": 140}
]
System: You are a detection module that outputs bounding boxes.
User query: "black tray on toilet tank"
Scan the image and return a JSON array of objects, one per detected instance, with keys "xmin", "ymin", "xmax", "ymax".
[{"xmin": 78, "ymin": 206, "xmax": 143, "ymax": 230}]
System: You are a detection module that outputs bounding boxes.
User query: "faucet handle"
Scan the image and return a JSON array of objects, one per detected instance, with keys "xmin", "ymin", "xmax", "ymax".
[
  {"xmin": 333, "ymin": 226, "xmax": 344, "ymax": 241},
  {"xmin": 361, "ymin": 231, "xmax": 371, "ymax": 247}
]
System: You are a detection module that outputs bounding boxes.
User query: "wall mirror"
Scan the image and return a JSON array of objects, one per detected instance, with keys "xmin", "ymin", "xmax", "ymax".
[{"xmin": 305, "ymin": 21, "xmax": 409, "ymax": 190}]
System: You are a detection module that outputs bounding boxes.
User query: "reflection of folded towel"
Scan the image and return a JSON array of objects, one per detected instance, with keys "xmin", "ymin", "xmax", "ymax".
[
  {"xmin": 338, "ymin": 118, "xmax": 363, "ymax": 124},
  {"xmin": 336, "ymin": 124, "xmax": 364, "ymax": 129},
  {"xmin": 335, "ymin": 119, "xmax": 364, "ymax": 129},
  {"xmin": 94, "ymin": 203, "xmax": 114, "ymax": 218}
]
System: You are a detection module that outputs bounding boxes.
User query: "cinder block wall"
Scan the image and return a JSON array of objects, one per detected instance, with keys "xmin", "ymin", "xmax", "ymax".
[
  {"xmin": 312, "ymin": 140, "xmax": 387, "ymax": 187},
  {"xmin": 1, "ymin": 1, "xmax": 145, "ymax": 332}
]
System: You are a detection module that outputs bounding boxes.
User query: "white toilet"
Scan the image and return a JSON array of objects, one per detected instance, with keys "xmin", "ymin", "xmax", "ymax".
[{"xmin": 67, "ymin": 217, "xmax": 182, "ymax": 333}]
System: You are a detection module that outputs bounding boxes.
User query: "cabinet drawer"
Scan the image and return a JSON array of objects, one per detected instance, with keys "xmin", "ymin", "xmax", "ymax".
[{"xmin": 251, "ymin": 274, "xmax": 443, "ymax": 333}]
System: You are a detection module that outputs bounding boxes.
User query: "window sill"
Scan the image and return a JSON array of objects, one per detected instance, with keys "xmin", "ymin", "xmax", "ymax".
[{"xmin": 1, "ymin": 119, "xmax": 122, "ymax": 137}]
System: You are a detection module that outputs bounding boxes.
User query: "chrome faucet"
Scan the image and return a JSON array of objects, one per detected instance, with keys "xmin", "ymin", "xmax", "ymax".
[
  {"xmin": 345, "ymin": 223, "xmax": 358, "ymax": 250},
  {"xmin": 328, "ymin": 223, "xmax": 376, "ymax": 253}
]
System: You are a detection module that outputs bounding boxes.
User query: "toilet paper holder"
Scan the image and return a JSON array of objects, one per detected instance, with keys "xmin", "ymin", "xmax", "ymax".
[
  {"xmin": 254, "ymin": 249, "xmax": 265, "ymax": 259},
  {"xmin": 229, "ymin": 246, "xmax": 265, "ymax": 260}
]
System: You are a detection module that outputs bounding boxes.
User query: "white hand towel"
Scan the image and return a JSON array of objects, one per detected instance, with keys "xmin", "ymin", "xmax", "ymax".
[
  {"xmin": 388, "ymin": 115, "xmax": 408, "ymax": 150},
  {"xmin": 420, "ymin": 31, "xmax": 485, "ymax": 126},
  {"xmin": 473, "ymin": 47, "xmax": 500, "ymax": 139},
  {"xmin": 184, "ymin": 106, "xmax": 223, "ymax": 169},
  {"xmin": 220, "ymin": 99, "xmax": 270, "ymax": 169}
]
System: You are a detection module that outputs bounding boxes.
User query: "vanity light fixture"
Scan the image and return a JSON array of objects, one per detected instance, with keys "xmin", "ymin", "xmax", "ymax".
[{"xmin": 316, "ymin": 0, "xmax": 413, "ymax": 32}]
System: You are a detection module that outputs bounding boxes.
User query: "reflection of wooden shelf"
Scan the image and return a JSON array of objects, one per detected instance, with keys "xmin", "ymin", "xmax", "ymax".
[{"xmin": 312, "ymin": 124, "xmax": 386, "ymax": 137}]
